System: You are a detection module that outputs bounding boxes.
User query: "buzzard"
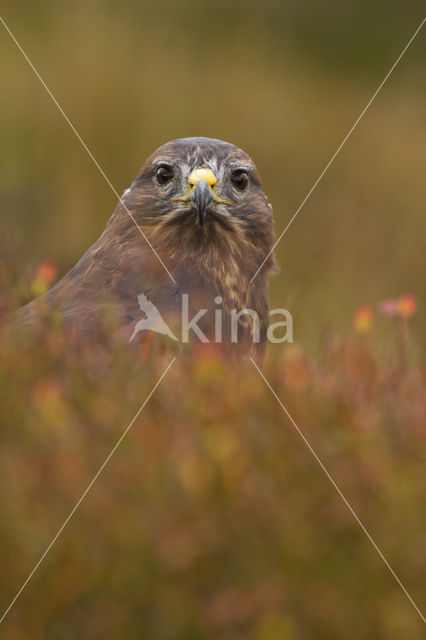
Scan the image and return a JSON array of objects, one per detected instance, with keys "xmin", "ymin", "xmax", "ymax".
[{"xmin": 17, "ymin": 137, "xmax": 276, "ymax": 358}]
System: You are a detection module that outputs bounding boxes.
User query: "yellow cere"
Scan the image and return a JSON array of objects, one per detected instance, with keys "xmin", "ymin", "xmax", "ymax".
[
  {"xmin": 170, "ymin": 167, "xmax": 234, "ymax": 205},
  {"xmin": 188, "ymin": 168, "xmax": 217, "ymax": 191}
]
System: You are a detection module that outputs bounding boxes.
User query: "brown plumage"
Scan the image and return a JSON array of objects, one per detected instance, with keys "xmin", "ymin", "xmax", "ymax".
[{"xmin": 17, "ymin": 137, "xmax": 276, "ymax": 358}]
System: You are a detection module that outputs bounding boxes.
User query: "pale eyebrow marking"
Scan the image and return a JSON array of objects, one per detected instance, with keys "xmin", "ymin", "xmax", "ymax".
[
  {"xmin": 152, "ymin": 157, "xmax": 176, "ymax": 167},
  {"xmin": 228, "ymin": 161, "xmax": 254, "ymax": 171}
]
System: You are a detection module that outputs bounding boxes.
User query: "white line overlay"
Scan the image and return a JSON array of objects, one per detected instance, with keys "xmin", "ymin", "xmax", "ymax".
[
  {"xmin": 250, "ymin": 357, "xmax": 426, "ymax": 624},
  {"xmin": 251, "ymin": 17, "xmax": 426, "ymax": 282},
  {"xmin": 0, "ymin": 357, "xmax": 176, "ymax": 626},
  {"xmin": 0, "ymin": 16, "xmax": 176, "ymax": 284}
]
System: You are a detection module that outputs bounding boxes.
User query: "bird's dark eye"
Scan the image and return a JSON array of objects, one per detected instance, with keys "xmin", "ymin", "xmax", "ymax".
[
  {"xmin": 231, "ymin": 169, "xmax": 249, "ymax": 191},
  {"xmin": 156, "ymin": 165, "xmax": 174, "ymax": 185}
]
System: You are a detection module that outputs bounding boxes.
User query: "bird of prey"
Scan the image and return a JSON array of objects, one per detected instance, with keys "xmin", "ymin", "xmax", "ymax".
[{"xmin": 17, "ymin": 137, "xmax": 276, "ymax": 358}]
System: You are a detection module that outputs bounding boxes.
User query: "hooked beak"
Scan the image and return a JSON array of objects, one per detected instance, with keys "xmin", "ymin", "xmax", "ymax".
[
  {"xmin": 170, "ymin": 167, "xmax": 233, "ymax": 226},
  {"xmin": 189, "ymin": 178, "xmax": 214, "ymax": 226}
]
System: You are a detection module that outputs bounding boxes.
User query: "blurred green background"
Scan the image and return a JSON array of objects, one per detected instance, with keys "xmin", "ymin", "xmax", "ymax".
[{"xmin": 0, "ymin": 2, "xmax": 425, "ymax": 639}]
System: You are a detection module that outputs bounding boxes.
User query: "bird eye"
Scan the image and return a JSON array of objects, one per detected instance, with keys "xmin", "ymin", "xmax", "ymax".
[
  {"xmin": 231, "ymin": 169, "xmax": 249, "ymax": 191},
  {"xmin": 156, "ymin": 165, "xmax": 174, "ymax": 185}
]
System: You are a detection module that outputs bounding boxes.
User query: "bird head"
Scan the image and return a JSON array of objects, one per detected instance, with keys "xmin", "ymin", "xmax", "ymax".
[{"xmin": 117, "ymin": 137, "xmax": 276, "ymax": 278}]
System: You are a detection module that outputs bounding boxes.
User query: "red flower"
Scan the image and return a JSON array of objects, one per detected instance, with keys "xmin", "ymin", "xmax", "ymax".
[
  {"xmin": 353, "ymin": 306, "xmax": 373, "ymax": 333},
  {"xmin": 36, "ymin": 261, "xmax": 57, "ymax": 285},
  {"xmin": 397, "ymin": 294, "xmax": 417, "ymax": 318},
  {"xmin": 378, "ymin": 299, "xmax": 399, "ymax": 317}
]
